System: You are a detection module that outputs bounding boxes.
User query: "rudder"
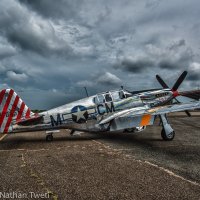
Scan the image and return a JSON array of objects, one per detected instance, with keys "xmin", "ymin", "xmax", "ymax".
[{"xmin": 0, "ymin": 89, "xmax": 33, "ymax": 133}]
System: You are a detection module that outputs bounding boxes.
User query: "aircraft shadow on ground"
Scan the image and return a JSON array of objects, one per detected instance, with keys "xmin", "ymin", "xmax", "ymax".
[
  {"xmin": 0, "ymin": 131, "xmax": 161, "ymax": 146},
  {"xmin": 0, "ymin": 129, "xmax": 195, "ymax": 154},
  {"xmin": 1, "ymin": 132, "xmax": 199, "ymax": 168}
]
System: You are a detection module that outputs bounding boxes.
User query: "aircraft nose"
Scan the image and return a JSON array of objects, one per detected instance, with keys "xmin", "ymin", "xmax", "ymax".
[{"xmin": 172, "ymin": 90, "xmax": 179, "ymax": 97}]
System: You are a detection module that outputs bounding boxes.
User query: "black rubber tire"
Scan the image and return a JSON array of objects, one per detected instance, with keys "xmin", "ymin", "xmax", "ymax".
[
  {"xmin": 124, "ymin": 128, "xmax": 134, "ymax": 133},
  {"xmin": 161, "ymin": 129, "xmax": 175, "ymax": 141},
  {"xmin": 46, "ymin": 134, "xmax": 53, "ymax": 142}
]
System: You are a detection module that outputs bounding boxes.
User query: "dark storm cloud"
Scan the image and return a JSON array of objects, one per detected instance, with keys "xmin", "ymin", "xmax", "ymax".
[
  {"xmin": 7, "ymin": 30, "xmax": 73, "ymax": 57},
  {"xmin": 145, "ymin": 0, "xmax": 163, "ymax": 9},
  {"xmin": 187, "ymin": 73, "xmax": 200, "ymax": 81},
  {"xmin": 0, "ymin": 48, "xmax": 16, "ymax": 60},
  {"xmin": 0, "ymin": 0, "xmax": 200, "ymax": 108},
  {"xmin": 158, "ymin": 47, "xmax": 193, "ymax": 70},
  {"xmin": 187, "ymin": 63, "xmax": 200, "ymax": 81},
  {"xmin": 18, "ymin": 0, "xmax": 81, "ymax": 20},
  {"xmin": 158, "ymin": 60, "xmax": 175, "ymax": 69},
  {"xmin": 18, "ymin": 0, "xmax": 111, "ymax": 30},
  {"xmin": 114, "ymin": 58, "xmax": 154, "ymax": 73},
  {"xmin": 0, "ymin": 36, "xmax": 17, "ymax": 59},
  {"xmin": 0, "ymin": 0, "xmax": 74, "ymax": 57},
  {"xmin": 169, "ymin": 39, "xmax": 185, "ymax": 50}
]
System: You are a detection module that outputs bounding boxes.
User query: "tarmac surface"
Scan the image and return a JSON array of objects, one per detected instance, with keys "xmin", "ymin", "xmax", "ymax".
[{"xmin": 0, "ymin": 115, "xmax": 200, "ymax": 200}]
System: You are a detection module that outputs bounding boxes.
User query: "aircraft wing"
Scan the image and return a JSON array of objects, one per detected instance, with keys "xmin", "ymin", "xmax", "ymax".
[
  {"xmin": 98, "ymin": 106, "xmax": 148, "ymax": 125},
  {"xmin": 146, "ymin": 101, "xmax": 200, "ymax": 115},
  {"xmin": 98, "ymin": 101, "xmax": 200, "ymax": 125}
]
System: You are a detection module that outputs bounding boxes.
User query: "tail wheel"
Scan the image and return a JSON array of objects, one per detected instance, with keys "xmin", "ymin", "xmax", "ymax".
[
  {"xmin": 124, "ymin": 128, "xmax": 134, "ymax": 133},
  {"xmin": 161, "ymin": 129, "xmax": 175, "ymax": 141},
  {"xmin": 46, "ymin": 134, "xmax": 53, "ymax": 142}
]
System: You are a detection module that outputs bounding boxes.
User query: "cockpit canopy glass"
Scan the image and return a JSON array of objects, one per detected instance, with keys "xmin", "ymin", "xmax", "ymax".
[
  {"xmin": 111, "ymin": 91, "xmax": 120, "ymax": 101},
  {"xmin": 93, "ymin": 90, "xmax": 131, "ymax": 104},
  {"xmin": 97, "ymin": 94, "xmax": 105, "ymax": 103}
]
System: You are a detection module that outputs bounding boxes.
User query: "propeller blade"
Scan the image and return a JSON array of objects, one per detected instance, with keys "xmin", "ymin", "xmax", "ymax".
[
  {"xmin": 174, "ymin": 98, "xmax": 180, "ymax": 104},
  {"xmin": 172, "ymin": 71, "xmax": 188, "ymax": 91},
  {"xmin": 156, "ymin": 75, "xmax": 169, "ymax": 89},
  {"xmin": 185, "ymin": 110, "xmax": 191, "ymax": 117}
]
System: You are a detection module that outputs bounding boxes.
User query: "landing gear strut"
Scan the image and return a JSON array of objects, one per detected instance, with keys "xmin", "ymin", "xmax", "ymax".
[
  {"xmin": 159, "ymin": 114, "xmax": 175, "ymax": 141},
  {"xmin": 70, "ymin": 129, "xmax": 75, "ymax": 136},
  {"xmin": 45, "ymin": 130, "xmax": 60, "ymax": 142},
  {"xmin": 161, "ymin": 129, "xmax": 175, "ymax": 141}
]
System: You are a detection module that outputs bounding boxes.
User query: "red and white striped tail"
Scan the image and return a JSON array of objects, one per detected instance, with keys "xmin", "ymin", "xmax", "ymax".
[{"xmin": 0, "ymin": 89, "xmax": 34, "ymax": 133}]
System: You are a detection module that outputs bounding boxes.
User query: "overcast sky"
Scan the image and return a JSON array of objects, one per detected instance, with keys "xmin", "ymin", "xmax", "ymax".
[{"xmin": 0, "ymin": 0, "xmax": 200, "ymax": 109}]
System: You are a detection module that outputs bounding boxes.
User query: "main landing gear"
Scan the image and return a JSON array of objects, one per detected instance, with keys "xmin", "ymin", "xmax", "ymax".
[
  {"xmin": 70, "ymin": 129, "xmax": 75, "ymax": 136},
  {"xmin": 159, "ymin": 114, "xmax": 175, "ymax": 141},
  {"xmin": 161, "ymin": 129, "xmax": 175, "ymax": 141}
]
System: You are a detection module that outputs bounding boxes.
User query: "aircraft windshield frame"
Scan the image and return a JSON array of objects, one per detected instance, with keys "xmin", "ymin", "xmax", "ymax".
[
  {"xmin": 97, "ymin": 94, "xmax": 105, "ymax": 103},
  {"xmin": 93, "ymin": 90, "xmax": 128, "ymax": 104}
]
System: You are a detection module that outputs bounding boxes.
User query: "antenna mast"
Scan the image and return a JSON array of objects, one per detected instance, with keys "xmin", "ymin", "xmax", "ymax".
[{"xmin": 84, "ymin": 87, "xmax": 89, "ymax": 97}]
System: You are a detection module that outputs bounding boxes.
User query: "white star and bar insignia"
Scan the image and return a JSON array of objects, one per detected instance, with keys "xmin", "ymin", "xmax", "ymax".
[{"xmin": 71, "ymin": 105, "xmax": 89, "ymax": 123}]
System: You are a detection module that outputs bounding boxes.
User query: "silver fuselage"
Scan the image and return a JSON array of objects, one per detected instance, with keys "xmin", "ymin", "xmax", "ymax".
[{"xmin": 12, "ymin": 89, "xmax": 173, "ymax": 133}]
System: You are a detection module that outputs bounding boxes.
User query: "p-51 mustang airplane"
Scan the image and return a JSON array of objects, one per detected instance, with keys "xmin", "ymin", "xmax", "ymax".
[{"xmin": 0, "ymin": 71, "xmax": 199, "ymax": 141}]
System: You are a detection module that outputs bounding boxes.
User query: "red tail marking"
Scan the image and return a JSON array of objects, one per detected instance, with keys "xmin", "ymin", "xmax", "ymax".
[
  {"xmin": 0, "ymin": 89, "xmax": 14, "ymax": 128},
  {"xmin": 0, "ymin": 89, "xmax": 6, "ymax": 105},
  {"xmin": 4, "ymin": 95, "xmax": 19, "ymax": 133},
  {"xmin": 16, "ymin": 102, "xmax": 25, "ymax": 122},
  {"xmin": 25, "ymin": 108, "xmax": 31, "ymax": 119}
]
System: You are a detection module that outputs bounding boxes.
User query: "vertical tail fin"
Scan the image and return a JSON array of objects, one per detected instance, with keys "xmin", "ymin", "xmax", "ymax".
[{"xmin": 0, "ymin": 89, "xmax": 33, "ymax": 133}]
